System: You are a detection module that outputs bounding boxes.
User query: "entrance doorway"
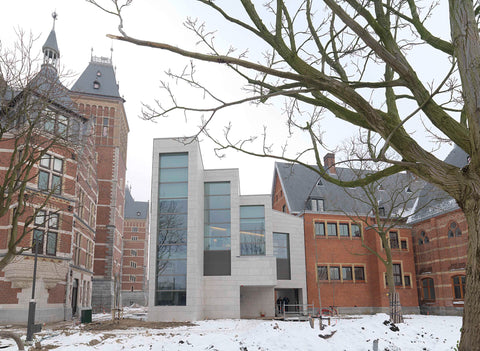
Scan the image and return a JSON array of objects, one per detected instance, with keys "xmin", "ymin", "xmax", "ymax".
[{"xmin": 275, "ymin": 288, "xmax": 301, "ymax": 316}]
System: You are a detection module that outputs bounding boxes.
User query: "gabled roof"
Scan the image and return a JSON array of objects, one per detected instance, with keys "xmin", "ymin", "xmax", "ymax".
[
  {"xmin": 409, "ymin": 145, "xmax": 468, "ymax": 223},
  {"xmin": 125, "ymin": 187, "xmax": 149, "ymax": 220},
  {"xmin": 71, "ymin": 56, "xmax": 121, "ymax": 99},
  {"xmin": 275, "ymin": 161, "xmax": 424, "ymax": 216}
]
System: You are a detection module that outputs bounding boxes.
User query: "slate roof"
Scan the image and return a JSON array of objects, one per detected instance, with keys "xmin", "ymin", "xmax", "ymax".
[
  {"xmin": 42, "ymin": 29, "xmax": 60, "ymax": 57},
  {"xmin": 71, "ymin": 57, "xmax": 121, "ymax": 99},
  {"xmin": 408, "ymin": 145, "xmax": 468, "ymax": 223},
  {"xmin": 275, "ymin": 162, "xmax": 424, "ymax": 217},
  {"xmin": 125, "ymin": 187, "xmax": 149, "ymax": 220}
]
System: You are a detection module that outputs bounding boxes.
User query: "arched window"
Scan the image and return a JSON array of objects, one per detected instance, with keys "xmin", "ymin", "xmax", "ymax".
[
  {"xmin": 418, "ymin": 230, "xmax": 429, "ymax": 245},
  {"xmin": 448, "ymin": 222, "xmax": 462, "ymax": 238},
  {"xmin": 452, "ymin": 275, "xmax": 466, "ymax": 300},
  {"xmin": 421, "ymin": 278, "xmax": 435, "ymax": 301}
]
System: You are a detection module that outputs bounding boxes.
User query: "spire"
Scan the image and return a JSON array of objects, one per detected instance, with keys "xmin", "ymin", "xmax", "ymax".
[{"xmin": 42, "ymin": 12, "xmax": 60, "ymax": 68}]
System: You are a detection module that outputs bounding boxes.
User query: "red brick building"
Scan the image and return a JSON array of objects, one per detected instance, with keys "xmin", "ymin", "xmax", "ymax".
[
  {"xmin": 272, "ymin": 155, "xmax": 420, "ymax": 314},
  {"xmin": 0, "ymin": 25, "xmax": 97, "ymax": 322},
  {"xmin": 121, "ymin": 187, "xmax": 149, "ymax": 306},
  {"xmin": 71, "ymin": 54, "xmax": 129, "ymax": 312}
]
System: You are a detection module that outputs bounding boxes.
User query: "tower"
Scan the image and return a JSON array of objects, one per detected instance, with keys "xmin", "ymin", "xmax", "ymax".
[{"xmin": 71, "ymin": 55, "xmax": 129, "ymax": 312}]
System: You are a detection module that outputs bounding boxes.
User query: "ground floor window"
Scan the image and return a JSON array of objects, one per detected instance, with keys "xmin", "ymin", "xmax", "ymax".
[
  {"xmin": 452, "ymin": 275, "xmax": 466, "ymax": 300},
  {"xmin": 421, "ymin": 278, "xmax": 435, "ymax": 301}
]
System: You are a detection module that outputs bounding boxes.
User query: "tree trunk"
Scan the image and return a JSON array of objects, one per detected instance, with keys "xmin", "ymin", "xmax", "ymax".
[{"xmin": 459, "ymin": 203, "xmax": 480, "ymax": 350}]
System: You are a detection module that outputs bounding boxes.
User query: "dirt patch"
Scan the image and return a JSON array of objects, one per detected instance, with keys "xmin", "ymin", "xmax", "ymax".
[{"xmin": 78, "ymin": 318, "xmax": 196, "ymax": 332}]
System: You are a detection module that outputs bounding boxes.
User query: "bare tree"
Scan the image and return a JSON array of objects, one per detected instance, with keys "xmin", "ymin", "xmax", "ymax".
[
  {"xmin": 0, "ymin": 30, "xmax": 81, "ymax": 271},
  {"xmin": 90, "ymin": 1, "xmax": 480, "ymax": 348}
]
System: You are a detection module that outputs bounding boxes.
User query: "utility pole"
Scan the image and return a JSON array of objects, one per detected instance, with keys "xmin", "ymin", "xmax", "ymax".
[{"xmin": 26, "ymin": 234, "xmax": 42, "ymax": 344}]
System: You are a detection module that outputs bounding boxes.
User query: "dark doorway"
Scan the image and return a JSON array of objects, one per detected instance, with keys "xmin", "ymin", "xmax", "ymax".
[{"xmin": 71, "ymin": 279, "xmax": 79, "ymax": 316}]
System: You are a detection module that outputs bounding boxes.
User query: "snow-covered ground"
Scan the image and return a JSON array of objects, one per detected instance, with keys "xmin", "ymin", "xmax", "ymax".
[{"xmin": 0, "ymin": 311, "xmax": 461, "ymax": 350}]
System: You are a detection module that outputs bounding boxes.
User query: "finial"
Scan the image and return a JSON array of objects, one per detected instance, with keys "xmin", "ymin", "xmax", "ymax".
[
  {"xmin": 91, "ymin": 47, "xmax": 94, "ymax": 60},
  {"xmin": 52, "ymin": 11, "xmax": 58, "ymax": 30}
]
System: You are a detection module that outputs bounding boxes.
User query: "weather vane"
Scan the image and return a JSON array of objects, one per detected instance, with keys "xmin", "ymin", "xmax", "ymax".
[{"xmin": 52, "ymin": 11, "xmax": 58, "ymax": 29}]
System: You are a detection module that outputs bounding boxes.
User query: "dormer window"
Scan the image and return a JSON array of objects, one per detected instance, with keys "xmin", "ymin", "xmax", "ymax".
[
  {"xmin": 96, "ymin": 70, "xmax": 102, "ymax": 77},
  {"xmin": 93, "ymin": 80, "xmax": 100, "ymax": 89},
  {"xmin": 310, "ymin": 198, "xmax": 324, "ymax": 212},
  {"xmin": 317, "ymin": 178, "xmax": 323, "ymax": 186},
  {"xmin": 378, "ymin": 207, "xmax": 386, "ymax": 216}
]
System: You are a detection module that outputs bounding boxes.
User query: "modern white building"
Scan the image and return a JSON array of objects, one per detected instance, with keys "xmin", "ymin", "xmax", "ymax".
[{"xmin": 148, "ymin": 138, "xmax": 307, "ymax": 321}]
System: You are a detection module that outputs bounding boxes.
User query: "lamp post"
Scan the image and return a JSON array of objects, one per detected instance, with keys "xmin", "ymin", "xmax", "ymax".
[{"xmin": 26, "ymin": 232, "xmax": 41, "ymax": 343}]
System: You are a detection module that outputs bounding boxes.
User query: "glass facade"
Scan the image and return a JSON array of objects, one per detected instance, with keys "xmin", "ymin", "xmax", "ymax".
[
  {"xmin": 204, "ymin": 182, "xmax": 231, "ymax": 251},
  {"xmin": 273, "ymin": 232, "xmax": 290, "ymax": 280},
  {"xmin": 155, "ymin": 153, "xmax": 188, "ymax": 306},
  {"xmin": 240, "ymin": 205, "xmax": 265, "ymax": 255}
]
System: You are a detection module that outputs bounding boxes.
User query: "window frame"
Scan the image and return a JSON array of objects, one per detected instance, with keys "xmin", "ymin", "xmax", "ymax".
[
  {"xmin": 339, "ymin": 223, "xmax": 350, "ymax": 237},
  {"xmin": 421, "ymin": 277, "xmax": 435, "ymax": 301},
  {"xmin": 452, "ymin": 275, "xmax": 466, "ymax": 300},
  {"xmin": 327, "ymin": 222, "xmax": 338, "ymax": 237},
  {"xmin": 389, "ymin": 231, "xmax": 400, "ymax": 249},
  {"xmin": 314, "ymin": 222, "xmax": 325, "ymax": 236}
]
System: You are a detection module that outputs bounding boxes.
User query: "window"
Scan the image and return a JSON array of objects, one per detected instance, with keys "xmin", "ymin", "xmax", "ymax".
[
  {"xmin": 43, "ymin": 109, "xmax": 69, "ymax": 137},
  {"xmin": 351, "ymin": 223, "xmax": 361, "ymax": 237},
  {"xmin": 339, "ymin": 223, "xmax": 350, "ymax": 237},
  {"xmin": 131, "ymin": 249, "xmax": 137, "ymax": 257},
  {"xmin": 131, "ymin": 236, "xmax": 138, "ymax": 241},
  {"xmin": 317, "ymin": 266, "xmax": 328, "ymax": 280},
  {"xmin": 310, "ymin": 198, "xmax": 324, "ymax": 212},
  {"xmin": 130, "ymin": 261, "xmax": 137, "ymax": 268},
  {"xmin": 389, "ymin": 232, "xmax": 399, "ymax": 249},
  {"xmin": 404, "ymin": 275, "xmax": 411, "ymax": 287},
  {"xmin": 240, "ymin": 205, "xmax": 265, "ymax": 256},
  {"xmin": 448, "ymin": 222, "xmax": 462, "ymax": 238},
  {"xmin": 32, "ymin": 210, "xmax": 59, "ymax": 256},
  {"xmin": 315, "ymin": 222, "xmax": 325, "ymax": 236},
  {"xmin": 274, "ymin": 232, "xmax": 291, "ymax": 280},
  {"xmin": 204, "ymin": 182, "xmax": 231, "ymax": 252},
  {"xmin": 38, "ymin": 155, "xmax": 63, "ymax": 195},
  {"xmin": 329, "ymin": 266, "xmax": 340, "ymax": 280},
  {"xmin": 342, "ymin": 266, "xmax": 353, "ymax": 280},
  {"xmin": 129, "ymin": 275, "xmax": 136, "ymax": 282},
  {"xmin": 327, "ymin": 223, "xmax": 337, "ymax": 236},
  {"xmin": 422, "ymin": 278, "xmax": 435, "ymax": 301},
  {"xmin": 401, "ymin": 240, "xmax": 408, "ymax": 250},
  {"xmin": 453, "ymin": 275, "xmax": 466, "ymax": 300},
  {"xmin": 282, "ymin": 204, "xmax": 286, "ymax": 213},
  {"xmin": 132, "ymin": 227, "xmax": 138, "ymax": 232},
  {"xmin": 354, "ymin": 266, "xmax": 365, "ymax": 281},
  {"xmin": 418, "ymin": 231, "xmax": 429, "ymax": 245},
  {"xmin": 378, "ymin": 207, "xmax": 386, "ymax": 216},
  {"xmin": 393, "ymin": 264, "xmax": 403, "ymax": 286}
]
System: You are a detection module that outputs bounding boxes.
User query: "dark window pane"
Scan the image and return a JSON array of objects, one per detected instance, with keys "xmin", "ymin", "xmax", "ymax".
[
  {"xmin": 157, "ymin": 244, "xmax": 187, "ymax": 260},
  {"xmin": 317, "ymin": 266, "xmax": 328, "ymax": 280},
  {"xmin": 160, "ymin": 153, "xmax": 188, "ymax": 168},
  {"xmin": 240, "ymin": 218, "xmax": 265, "ymax": 233},
  {"xmin": 159, "ymin": 199, "xmax": 188, "ymax": 213},
  {"xmin": 159, "ymin": 168, "xmax": 188, "ymax": 182},
  {"xmin": 157, "ymin": 259, "xmax": 187, "ymax": 276},
  {"xmin": 401, "ymin": 240, "xmax": 408, "ymax": 250},
  {"xmin": 404, "ymin": 275, "xmax": 411, "ymax": 286},
  {"xmin": 46, "ymin": 232, "xmax": 57, "ymax": 255},
  {"xmin": 158, "ymin": 213, "xmax": 187, "ymax": 229},
  {"xmin": 158, "ymin": 229, "xmax": 187, "ymax": 244},
  {"xmin": 32, "ymin": 229, "xmax": 44, "ymax": 254},
  {"xmin": 354, "ymin": 266, "xmax": 365, "ymax": 280},
  {"xmin": 52, "ymin": 174, "xmax": 62, "ymax": 194},
  {"xmin": 155, "ymin": 291, "xmax": 186, "ymax": 306},
  {"xmin": 157, "ymin": 275, "xmax": 186, "ymax": 290},
  {"xmin": 390, "ymin": 232, "xmax": 399, "ymax": 249}
]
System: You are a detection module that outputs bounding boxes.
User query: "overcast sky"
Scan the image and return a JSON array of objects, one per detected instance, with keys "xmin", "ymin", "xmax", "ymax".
[{"xmin": 1, "ymin": 1, "xmax": 453, "ymax": 201}]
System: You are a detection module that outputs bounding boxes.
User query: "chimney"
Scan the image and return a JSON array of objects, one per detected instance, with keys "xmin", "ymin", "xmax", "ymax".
[{"xmin": 324, "ymin": 153, "xmax": 336, "ymax": 174}]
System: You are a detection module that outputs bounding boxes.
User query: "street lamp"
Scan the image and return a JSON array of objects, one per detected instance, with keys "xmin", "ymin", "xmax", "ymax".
[{"xmin": 26, "ymin": 232, "xmax": 42, "ymax": 344}]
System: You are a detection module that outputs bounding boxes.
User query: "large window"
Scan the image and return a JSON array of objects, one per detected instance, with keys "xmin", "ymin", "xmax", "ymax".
[
  {"xmin": 240, "ymin": 205, "xmax": 265, "ymax": 255},
  {"xmin": 38, "ymin": 155, "xmax": 63, "ymax": 195},
  {"xmin": 448, "ymin": 222, "xmax": 462, "ymax": 238},
  {"xmin": 339, "ymin": 223, "xmax": 350, "ymax": 237},
  {"xmin": 389, "ymin": 231, "xmax": 399, "ymax": 249},
  {"xmin": 32, "ymin": 210, "xmax": 59, "ymax": 256},
  {"xmin": 327, "ymin": 223, "xmax": 337, "ymax": 236},
  {"xmin": 354, "ymin": 266, "xmax": 365, "ymax": 281},
  {"xmin": 315, "ymin": 222, "xmax": 325, "ymax": 236},
  {"xmin": 204, "ymin": 182, "xmax": 231, "ymax": 276},
  {"xmin": 317, "ymin": 265, "xmax": 328, "ymax": 280},
  {"xmin": 351, "ymin": 224, "xmax": 362, "ymax": 237},
  {"xmin": 421, "ymin": 278, "xmax": 435, "ymax": 301},
  {"xmin": 393, "ymin": 263, "xmax": 403, "ymax": 286},
  {"xmin": 329, "ymin": 266, "xmax": 340, "ymax": 280},
  {"xmin": 342, "ymin": 266, "xmax": 353, "ymax": 280},
  {"xmin": 273, "ymin": 232, "xmax": 290, "ymax": 280},
  {"xmin": 156, "ymin": 153, "xmax": 188, "ymax": 306},
  {"xmin": 453, "ymin": 275, "xmax": 466, "ymax": 300}
]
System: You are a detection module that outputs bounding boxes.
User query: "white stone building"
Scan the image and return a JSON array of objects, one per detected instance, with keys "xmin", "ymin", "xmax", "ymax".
[{"xmin": 148, "ymin": 138, "xmax": 307, "ymax": 321}]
